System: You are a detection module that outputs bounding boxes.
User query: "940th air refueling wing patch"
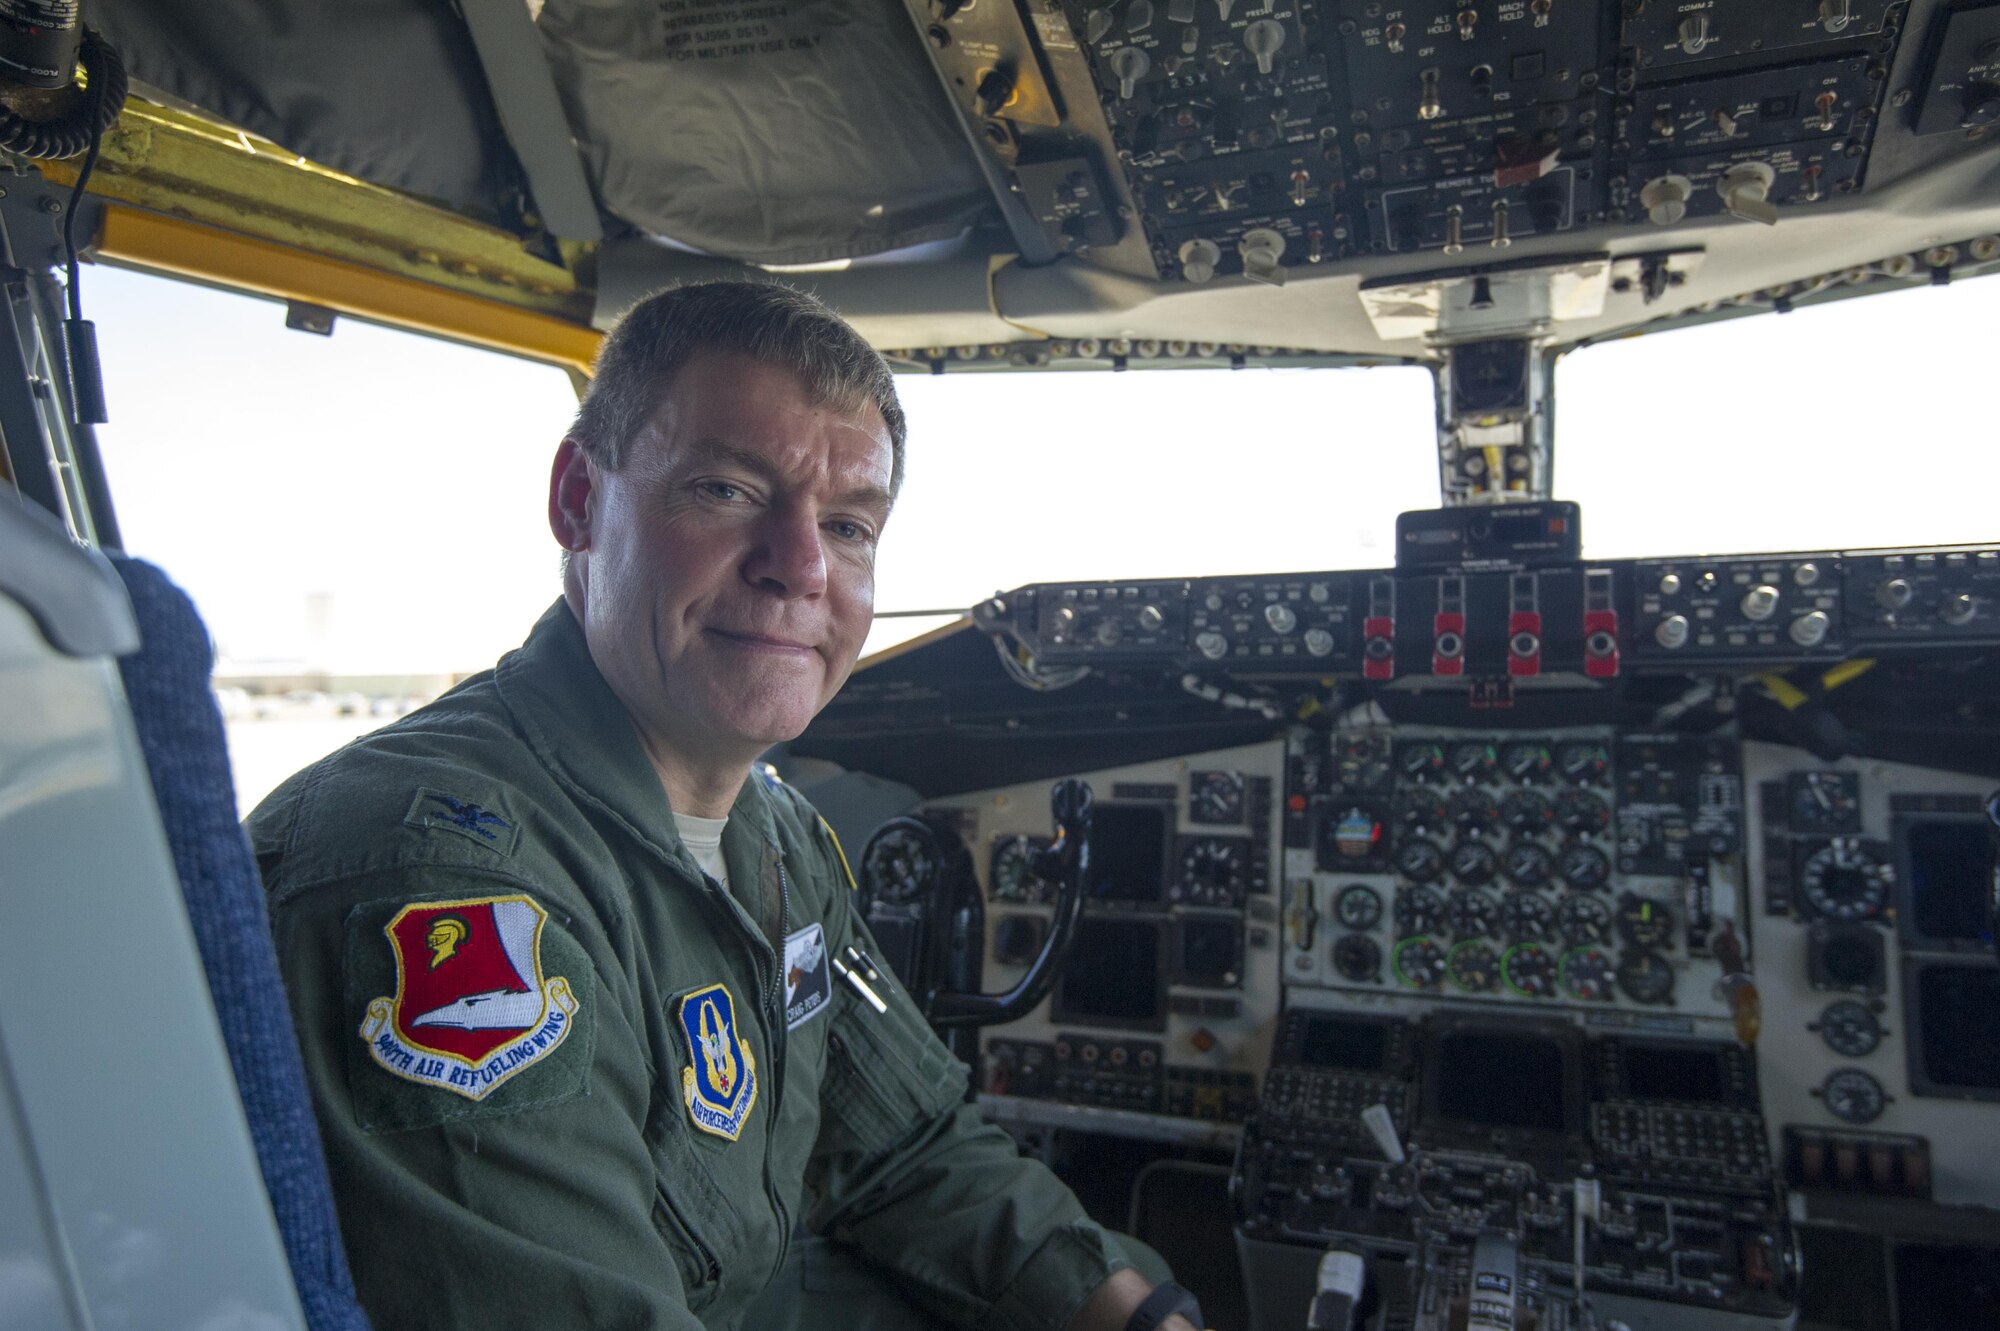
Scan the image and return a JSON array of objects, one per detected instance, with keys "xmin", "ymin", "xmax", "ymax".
[
  {"xmin": 679, "ymin": 983, "xmax": 758, "ymax": 1140},
  {"xmin": 359, "ymin": 895, "xmax": 578, "ymax": 1100}
]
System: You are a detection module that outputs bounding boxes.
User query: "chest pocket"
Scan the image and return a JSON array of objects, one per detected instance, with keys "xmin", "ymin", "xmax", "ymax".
[{"xmin": 820, "ymin": 976, "xmax": 966, "ymax": 1160}]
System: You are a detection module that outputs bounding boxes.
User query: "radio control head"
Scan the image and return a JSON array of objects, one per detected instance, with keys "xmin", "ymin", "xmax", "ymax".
[
  {"xmin": 1877, "ymin": 577, "xmax": 1915, "ymax": 611},
  {"xmin": 1740, "ymin": 585, "xmax": 1781, "ymax": 622}
]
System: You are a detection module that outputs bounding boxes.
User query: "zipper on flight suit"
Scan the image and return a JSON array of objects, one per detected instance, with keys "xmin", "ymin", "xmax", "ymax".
[{"xmin": 763, "ymin": 855, "xmax": 794, "ymax": 1277}]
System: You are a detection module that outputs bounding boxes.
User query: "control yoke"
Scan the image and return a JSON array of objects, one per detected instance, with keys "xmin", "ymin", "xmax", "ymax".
[{"xmin": 928, "ymin": 779, "xmax": 1091, "ymax": 1028}]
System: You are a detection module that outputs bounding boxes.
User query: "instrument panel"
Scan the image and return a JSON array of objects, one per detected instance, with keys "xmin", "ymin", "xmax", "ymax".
[
  {"xmin": 839, "ymin": 529, "xmax": 2000, "ymax": 1329},
  {"xmin": 1283, "ymin": 726, "xmax": 1742, "ymax": 1018}
]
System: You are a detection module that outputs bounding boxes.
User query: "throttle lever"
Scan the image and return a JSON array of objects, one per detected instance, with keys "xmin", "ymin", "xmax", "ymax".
[{"xmin": 927, "ymin": 779, "xmax": 1092, "ymax": 1026}]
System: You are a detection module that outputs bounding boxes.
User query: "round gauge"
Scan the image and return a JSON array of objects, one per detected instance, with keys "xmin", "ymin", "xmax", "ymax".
[
  {"xmin": 1449, "ymin": 741, "xmax": 1497, "ymax": 782},
  {"xmin": 1448, "ymin": 940, "xmax": 1502, "ymax": 993},
  {"xmin": 1400, "ymin": 742, "xmax": 1447, "ymax": 781},
  {"xmin": 1556, "ymin": 790, "xmax": 1611, "ymax": 834},
  {"xmin": 1822, "ymin": 1068, "xmax": 1888, "ymax": 1125},
  {"xmin": 862, "ymin": 819, "xmax": 942, "ymax": 904},
  {"xmin": 1322, "ymin": 805, "xmax": 1387, "ymax": 865},
  {"xmin": 1447, "ymin": 888, "xmax": 1499, "ymax": 939},
  {"xmin": 1501, "ymin": 789, "xmax": 1555, "ymax": 834},
  {"xmin": 1391, "ymin": 936, "xmax": 1448, "ymax": 989},
  {"xmin": 1560, "ymin": 843, "xmax": 1611, "ymax": 891},
  {"xmin": 989, "ymin": 834, "xmax": 1051, "ymax": 903},
  {"xmin": 1504, "ymin": 842, "xmax": 1554, "ymax": 888},
  {"xmin": 1450, "ymin": 788, "xmax": 1501, "ymax": 833},
  {"xmin": 1333, "ymin": 933, "xmax": 1383, "ymax": 982},
  {"xmin": 1450, "ymin": 840, "xmax": 1499, "ymax": 886},
  {"xmin": 1616, "ymin": 894, "xmax": 1675, "ymax": 949},
  {"xmin": 1560, "ymin": 946, "xmax": 1617, "ymax": 1001},
  {"xmin": 1557, "ymin": 894, "xmax": 1613, "ymax": 946},
  {"xmin": 1789, "ymin": 771, "xmax": 1860, "ymax": 834},
  {"xmin": 1395, "ymin": 886, "xmax": 1447, "ymax": 935},
  {"xmin": 1334, "ymin": 883, "xmax": 1384, "ymax": 930},
  {"xmin": 1397, "ymin": 790, "xmax": 1449, "ymax": 833},
  {"xmin": 1337, "ymin": 737, "xmax": 1393, "ymax": 790},
  {"xmin": 1501, "ymin": 741, "xmax": 1554, "ymax": 783},
  {"xmin": 1502, "ymin": 943, "xmax": 1558, "ymax": 998},
  {"xmin": 1177, "ymin": 838, "xmax": 1245, "ymax": 905},
  {"xmin": 1502, "ymin": 890, "xmax": 1554, "ymax": 942},
  {"xmin": 1395, "ymin": 836, "xmax": 1445, "ymax": 883},
  {"xmin": 1616, "ymin": 949, "xmax": 1676, "ymax": 1005},
  {"xmin": 1818, "ymin": 1000, "xmax": 1883, "ymax": 1058},
  {"xmin": 1189, "ymin": 769, "xmax": 1247, "ymax": 824},
  {"xmin": 1798, "ymin": 838, "xmax": 1893, "ymax": 921},
  {"xmin": 1556, "ymin": 743, "xmax": 1611, "ymax": 784}
]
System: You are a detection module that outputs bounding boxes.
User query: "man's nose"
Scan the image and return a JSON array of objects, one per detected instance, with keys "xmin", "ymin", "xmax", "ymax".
[{"xmin": 745, "ymin": 505, "xmax": 829, "ymax": 598}]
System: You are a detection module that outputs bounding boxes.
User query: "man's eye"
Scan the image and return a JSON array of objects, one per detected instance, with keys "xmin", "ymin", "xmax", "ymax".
[
  {"xmin": 700, "ymin": 481, "xmax": 743, "ymax": 501},
  {"xmin": 829, "ymin": 520, "xmax": 873, "ymax": 543}
]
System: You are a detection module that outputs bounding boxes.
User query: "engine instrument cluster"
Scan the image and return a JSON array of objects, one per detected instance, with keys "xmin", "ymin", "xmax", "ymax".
[{"xmin": 1284, "ymin": 726, "xmax": 1741, "ymax": 1017}]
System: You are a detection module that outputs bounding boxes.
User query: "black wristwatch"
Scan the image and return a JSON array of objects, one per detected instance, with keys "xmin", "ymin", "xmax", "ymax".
[{"xmin": 1125, "ymin": 1280, "xmax": 1203, "ymax": 1331}]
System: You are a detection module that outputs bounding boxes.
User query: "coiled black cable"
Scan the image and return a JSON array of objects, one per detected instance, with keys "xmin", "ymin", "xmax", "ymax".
[{"xmin": 0, "ymin": 26, "xmax": 126, "ymax": 162}]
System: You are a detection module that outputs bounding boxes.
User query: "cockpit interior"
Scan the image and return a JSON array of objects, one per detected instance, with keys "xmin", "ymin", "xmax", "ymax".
[{"xmin": 4, "ymin": 1, "xmax": 2000, "ymax": 1329}]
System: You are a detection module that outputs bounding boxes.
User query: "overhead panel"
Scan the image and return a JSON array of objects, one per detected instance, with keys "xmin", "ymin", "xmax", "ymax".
[{"xmin": 912, "ymin": 0, "xmax": 1912, "ymax": 289}]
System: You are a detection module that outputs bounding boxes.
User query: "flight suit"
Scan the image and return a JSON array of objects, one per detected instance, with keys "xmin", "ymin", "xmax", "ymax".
[{"xmin": 250, "ymin": 601, "xmax": 1135, "ymax": 1330}]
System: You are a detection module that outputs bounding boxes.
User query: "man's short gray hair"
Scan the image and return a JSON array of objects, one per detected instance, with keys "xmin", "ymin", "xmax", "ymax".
[{"xmin": 569, "ymin": 280, "xmax": 906, "ymax": 498}]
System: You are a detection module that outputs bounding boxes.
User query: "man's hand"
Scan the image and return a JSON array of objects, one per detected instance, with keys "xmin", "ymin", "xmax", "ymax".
[{"xmin": 1065, "ymin": 1269, "xmax": 1202, "ymax": 1331}]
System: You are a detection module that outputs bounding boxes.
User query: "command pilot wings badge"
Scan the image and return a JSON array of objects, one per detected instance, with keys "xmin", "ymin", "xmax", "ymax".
[
  {"xmin": 678, "ymin": 983, "xmax": 758, "ymax": 1140},
  {"xmin": 359, "ymin": 895, "xmax": 578, "ymax": 1100}
]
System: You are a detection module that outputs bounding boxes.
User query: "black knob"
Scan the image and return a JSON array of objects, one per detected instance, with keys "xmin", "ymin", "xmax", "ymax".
[{"xmin": 1963, "ymin": 81, "xmax": 2000, "ymax": 129}]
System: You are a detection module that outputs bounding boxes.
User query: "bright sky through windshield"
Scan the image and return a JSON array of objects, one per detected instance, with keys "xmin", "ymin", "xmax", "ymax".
[{"xmin": 90, "ymin": 263, "xmax": 2000, "ymax": 681}]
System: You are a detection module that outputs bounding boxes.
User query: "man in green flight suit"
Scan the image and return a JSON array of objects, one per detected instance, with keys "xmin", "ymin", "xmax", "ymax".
[{"xmin": 250, "ymin": 282, "xmax": 1203, "ymax": 1331}]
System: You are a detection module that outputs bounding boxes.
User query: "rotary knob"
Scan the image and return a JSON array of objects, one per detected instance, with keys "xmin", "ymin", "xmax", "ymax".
[
  {"xmin": 1941, "ymin": 593, "xmax": 1978, "ymax": 627},
  {"xmin": 1678, "ymin": 13, "xmax": 1711, "ymax": 54},
  {"xmin": 1741, "ymin": 585, "xmax": 1781, "ymax": 622},
  {"xmin": 1877, "ymin": 577, "xmax": 1915, "ymax": 611},
  {"xmin": 1095, "ymin": 619, "xmax": 1123, "ymax": 647},
  {"xmin": 1178, "ymin": 238, "xmax": 1221, "ymax": 284},
  {"xmin": 1658, "ymin": 572, "xmax": 1683, "ymax": 596},
  {"xmin": 1054, "ymin": 605, "xmax": 1078, "ymax": 630},
  {"xmin": 1109, "ymin": 46, "xmax": 1150, "ymax": 100},
  {"xmin": 1655, "ymin": 614, "xmax": 1690, "ymax": 649},
  {"xmin": 1264, "ymin": 603, "xmax": 1298, "ymax": 634},
  {"xmin": 1639, "ymin": 175, "xmax": 1693, "ymax": 227},
  {"xmin": 1790, "ymin": 610, "xmax": 1831, "ymax": 648},
  {"xmin": 1304, "ymin": 628, "xmax": 1335, "ymax": 657},
  {"xmin": 1195, "ymin": 630, "xmax": 1229, "ymax": 660},
  {"xmin": 1243, "ymin": 18, "xmax": 1286, "ymax": 76},
  {"xmin": 1138, "ymin": 604, "xmax": 1166, "ymax": 631},
  {"xmin": 1719, "ymin": 161, "xmax": 1778, "ymax": 226}
]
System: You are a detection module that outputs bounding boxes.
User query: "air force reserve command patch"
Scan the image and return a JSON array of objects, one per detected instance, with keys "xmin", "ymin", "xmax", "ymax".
[
  {"xmin": 678, "ymin": 984, "xmax": 758, "ymax": 1140},
  {"xmin": 359, "ymin": 895, "xmax": 578, "ymax": 1101},
  {"xmin": 783, "ymin": 924, "xmax": 831, "ymax": 1030}
]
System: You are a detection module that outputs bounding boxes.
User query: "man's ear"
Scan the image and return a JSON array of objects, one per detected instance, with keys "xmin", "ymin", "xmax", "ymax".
[{"xmin": 549, "ymin": 438, "xmax": 595, "ymax": 552}]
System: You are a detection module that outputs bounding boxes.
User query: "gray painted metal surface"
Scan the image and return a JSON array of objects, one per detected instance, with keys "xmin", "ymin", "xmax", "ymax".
[
  {"xmin": 0, "ymin": 498, "xmax": 138, "ymax": 658},
  {"xmin": 0, "ymin": 591, "xmax": 306, "ymax": 1331}
]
